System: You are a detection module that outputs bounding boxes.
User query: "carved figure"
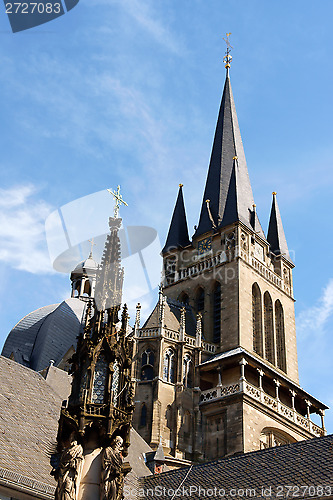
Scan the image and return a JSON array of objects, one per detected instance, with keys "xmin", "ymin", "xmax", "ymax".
[
  {"xmin": 55, "ymin": 438, "xmax": 84, "ymax": 500},
  {"xmin": 100, "ymin": 436, "xmax": 124, "ymax": 500}
]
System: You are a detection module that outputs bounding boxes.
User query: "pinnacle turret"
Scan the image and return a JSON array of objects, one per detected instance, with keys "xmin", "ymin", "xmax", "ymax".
[
  {"xmin": 267, "ymin": 192, "xmax": 292, "ymax": 262},
  {"xmin": 162, "ymin": 184, "xmax": 191, "ymax": 254}
]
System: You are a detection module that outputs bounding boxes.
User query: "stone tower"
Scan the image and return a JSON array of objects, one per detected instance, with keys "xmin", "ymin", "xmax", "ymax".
[{"xmin": 132, "ymin": 49, "xmax": 327, "ymax": 462}]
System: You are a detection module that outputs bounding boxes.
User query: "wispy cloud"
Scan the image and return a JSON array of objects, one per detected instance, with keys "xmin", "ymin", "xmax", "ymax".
[
  {"xmin": 0, "ymin": 185, "xmax": 54, "ymax": 274},
  {"xmin": 296, "ymin": 278, "xmax": 333, "ymax": 338}
]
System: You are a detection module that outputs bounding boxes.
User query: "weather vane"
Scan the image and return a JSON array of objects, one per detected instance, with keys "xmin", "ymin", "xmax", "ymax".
[
  {"xmin": 223, "ymin": 32, "xmax": 233, "ymax": 70},
  {"xmin": 107, "ymin": 185, "xmax": 128, "ymax": 219}
]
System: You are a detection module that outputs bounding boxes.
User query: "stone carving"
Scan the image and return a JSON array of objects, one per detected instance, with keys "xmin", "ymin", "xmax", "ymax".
[
  {"xmin": 241, "ymin": 232, "xmax": 248, "ymax": 251},
  {"xmin": 283, "ymin": 267, "xmax": 290, "ymax": 285},
  {"xmin": 55, "ymin": 438, "xmax": 84, "ymax": 500},
  {"xmin": 100, "ymin": 436, "xmax": 124, "ymax": 500}
]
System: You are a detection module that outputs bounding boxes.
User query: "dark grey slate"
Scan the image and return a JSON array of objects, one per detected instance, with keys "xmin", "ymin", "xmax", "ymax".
[
  {"xmin": 162, "ymin": 185, "xmax": 191, "ymax": 254},
  {"xmin": 194, "ymin": 73, "xmax": 265, "ymax": 239},
  {"xmin": 267, "ymin": 193, "xmax": 292, "ymax": 262}
]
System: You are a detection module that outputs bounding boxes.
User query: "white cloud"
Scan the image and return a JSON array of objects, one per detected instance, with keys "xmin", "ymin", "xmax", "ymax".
[
  {"xmin": 0, "ymin": 185, "xmax": 54, "ymax": 274},
  {"xmin": 296, "ymin": 278, "xmax": 333, "ymax": 338}
]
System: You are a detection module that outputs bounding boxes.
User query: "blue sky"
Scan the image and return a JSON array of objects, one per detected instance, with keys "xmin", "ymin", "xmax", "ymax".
[{"xmin": 0, "ymin": 0, "xmax": 332, "ymax": 432}]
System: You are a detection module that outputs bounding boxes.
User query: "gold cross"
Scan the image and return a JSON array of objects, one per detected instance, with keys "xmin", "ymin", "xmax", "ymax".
[
  {"xmin": 107, "ymin": 185, "xmax": 128, "ymax": 218},
  {"xmin": 223, "ymin": 32, "xmax": 233, "ymax": 69}
]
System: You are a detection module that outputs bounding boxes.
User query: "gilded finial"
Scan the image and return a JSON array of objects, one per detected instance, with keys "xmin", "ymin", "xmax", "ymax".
[
  {"xmin": 223, "ymin": 32, "xmax": 233, "ymax": 71},
  {"xmin": 179, "ymin": 183, "xmax": 183, "ymax": 188},
  {"xmin": 233, "ymin": 156, "xmax": 238, "ymax": 160},
  {"xmin": 272, "ymin": 191, "xmax": 277, "ymax": 196}
]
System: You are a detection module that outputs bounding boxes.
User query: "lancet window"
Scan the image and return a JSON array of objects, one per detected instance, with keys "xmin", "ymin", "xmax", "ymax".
[
  {"xmin": 92, "ymin": 354, "xmax": 108, "ymax": 404},
  {"xmin": 264, "ymin": 292, "xmax": 275, "ymax": 365},
  {"xmin": 252, "ymin": 283, "xmax": 263, "ymax": 357},
  {"xmin": 213, "ymin": 282, "xmax": 221, "ymax": 344},
  {"xmin": 275, "ymin": 300, "xmax": 286, "ymax": 373},
  {"xmin": 163, "ymin": 348, "xmax": 175, "ymax": 383},
  {"xmin": 141, "ymin": 349, "xmax": 154, "ymax": 381}
]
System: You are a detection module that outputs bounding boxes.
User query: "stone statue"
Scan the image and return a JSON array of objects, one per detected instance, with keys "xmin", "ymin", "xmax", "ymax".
[
  {"xmin": 55, "ymin": 437, "xmax": 84, "ymax": 500},
  {"xmin": 100, "ymin": 436, "xmax": 124, "ymax": 500}
]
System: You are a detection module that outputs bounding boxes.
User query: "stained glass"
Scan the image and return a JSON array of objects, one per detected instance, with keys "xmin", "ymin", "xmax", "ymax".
[{"xmin": 92, "ymin": 355, "xmax": 107, "ymax": 404}]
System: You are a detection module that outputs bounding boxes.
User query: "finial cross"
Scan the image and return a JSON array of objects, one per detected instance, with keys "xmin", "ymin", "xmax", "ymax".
[
  {"xmin": 88, "ymin": 238, "xmax": 96, "ymax": 257},
  {"xmin": 223, "ymin": 32, "xmax": 233, "ymax": 70},
  {"xmin": 107, "ymin": 185, "xmax": 128, "ymax": 219}
]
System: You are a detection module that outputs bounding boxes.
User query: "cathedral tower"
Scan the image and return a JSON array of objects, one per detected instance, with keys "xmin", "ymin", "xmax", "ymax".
[{"xmin": 133, "ymin": 43, "xmax": 327, "ymax": 462}]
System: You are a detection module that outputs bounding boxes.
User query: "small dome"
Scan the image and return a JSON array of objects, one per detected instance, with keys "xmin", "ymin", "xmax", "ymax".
[{"xmin": 71, "ymin": 255, "xmax": 98, "ymax": 278}]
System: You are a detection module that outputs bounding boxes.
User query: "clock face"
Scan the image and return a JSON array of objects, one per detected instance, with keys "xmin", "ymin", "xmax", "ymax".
[{"xmin": 198, "ymin": 237, "xmax": 212, "ymax": 255}]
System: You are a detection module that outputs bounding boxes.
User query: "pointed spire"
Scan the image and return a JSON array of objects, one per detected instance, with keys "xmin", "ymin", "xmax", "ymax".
[
  {"xmin": 267, "ymin": 192, "xmax": 292, "ymax": 262},
  {"xmin": 194, "ymin": 67, "xmax": 265, "ymax": 239},
  {"xmin": 162, "ymin": 184, "xmax": 191, "ymax": 254}
]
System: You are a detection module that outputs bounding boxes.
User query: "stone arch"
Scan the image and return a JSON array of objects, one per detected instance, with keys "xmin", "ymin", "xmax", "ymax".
[
  {"xmin": 178, "ymin": 291, "xmax": 189, "ymax": 305},
  {"xmin": 141, "ymin": 347, "xmax": 155, "ymax": 381},
  {"xmin": 260, "ymin": 427, "xmax": 296, "ymax": 449},
  {"xmin": 275, "ymin": 300, "xmax": 286, "ymax": 373},
  {"xmin": 163, "ymin": 348, "xmax": 176, "ymax": 383},
  {"xmin": 264, "ymin": 291, "xmax": 275, "ymax": 365},
  {"xmin": 252, "ymin": 283, "xmax": 263, "ymax": 357}
]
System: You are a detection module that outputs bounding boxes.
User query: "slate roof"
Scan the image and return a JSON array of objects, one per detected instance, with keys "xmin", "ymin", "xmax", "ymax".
[
  {"xmin": 2, "ymin": 298, "xmax": 86, "ymax": 372},
  {"xmin": 194, "ymin": 72, "xmax": 265, "ymax": 240},
  {"xmin": 162, "ymin": 185, "xmax": 191, "ymax": 254},
  {"xmin": 0, "ymin": 356, "xmax": 152, "ymax": 499},
  {"xmin": 141, "ymin": 434, "xmax": 333, "ymax": 499},
  {"xmin": 143, "ymin": 297, "xmax": 197, "ymax": 337},
  {"xmin": 267, "ymin": 192, "xmax": 292, "ymax": 263}
]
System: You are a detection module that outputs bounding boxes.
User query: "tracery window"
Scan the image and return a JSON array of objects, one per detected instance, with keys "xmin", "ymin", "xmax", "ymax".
[
  {"xmin": 163, "ymin": 348, "xmax": 175, "ymax": 383},
  {"xmin": 141, "ymin": 349, "xmax": 154, "ymax": 381},
  {"xmin": 213, "ymin": 282, "xmax": 221, "ymax": 344},
  {"xmin": 252, "ymin": 283, "xmax": 263, "ymax": 356},
  {"xmin": 92, "ymin": 354, "xmax": 108, "ymax": 404},
  {"xmin": 275, "ymin": 300, "xmax": 286, "ymax": 373},
  {"xmin": 112, "ymin": 360, "xmax": 119, "ymax": 406},
  {"xmin": 264, "ymin": 292, "xmax": 275, "ymax": 365},
  {"xmin": 183, "ymin": 354, "xmax": 193, "ymax": 388},
  {"xmin": 178, "ymin": 292, "xmax": 189, "ymax": 305}
]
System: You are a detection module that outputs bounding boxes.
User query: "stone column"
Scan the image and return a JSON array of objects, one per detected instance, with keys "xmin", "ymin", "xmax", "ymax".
[
  {"xmin": 217, "ymin": 367, "xmax": 223, "ymax": 387},
  {"xmin": 239, "ymin": 358, "xmax": 247, "ymax": 391},
  {"xmin": 78, "ymin": 439, "xmax": 102, "ymax": 500},
  {"xmin": 319, "ymin": 409, "xmax": 326, "ymax": 433},
  {"xmin": 257, "ymin": 369, "xmax": 264, "ymax": 403},
  {"xmin": 273, "ymin": 379, "xmax": 280, "ymax": 401},
  {"xmin": 305, "ymin": 399, "xmax": 311, "ymax": 420}
]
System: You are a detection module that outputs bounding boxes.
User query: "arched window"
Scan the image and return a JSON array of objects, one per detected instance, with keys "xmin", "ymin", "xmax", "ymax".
[
  {"xmin": 140, "ymin": 403, "xmax": 147, "ymax": 427},
  {"xmin": 141, "ymin": 349, "xmax": 154, "ymax": 381},
  {"xmin": 92, "ymin": 354, "xmax": 108, "ymax": 404},
  {"xmin": 178, "ymin": 292, "xmax": 189, "ymax": 305},
  {"xmin": 163, "ymin": 349, "xmax": 175, "ymax": 383},
  {"xmin": 264, "ymin": 292, "xmax": 275, "ymax": 365},
  {"xmin": 196, "ymin": 288, "xmax": 205, "ymax": 313},
  {"xmin": 275, "ymin": 300, "xmax": 286, "ymax": 372},
  {"xmin": 213, "ymin": 282, "xmax": 221, "ymax": 344},
  {"xmin": 252, "ymin": 284, "xmax": 263, "ymax": 356},
  {"xmin": 183, "ymin": 354, "xmax": 193, "ymax": 388},
  {"xmin": 83, "ymin": 280, "xmax": 91, "ymax": 297}
]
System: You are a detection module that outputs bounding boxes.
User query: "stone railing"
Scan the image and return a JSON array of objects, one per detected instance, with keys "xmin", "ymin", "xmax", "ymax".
[
  {"xmin": 199, "ymin": 380, "xmax": 325, "ymax": 438},
  {"xmin": 243, "ymin": 382, "xmax": 325, "ymax": 437},
  {"xmin": 173, "ymin": 252, "xmax": 228, "ymax": 283},
  {"xmin": 251, "ymin": 257, "xmax": 293, "ymax": 298},
  {"xmin": 202, "ymin": 342, "xmax": 216, "ymax": 353},
  {"xmin": 139, "ymin": 328, "xmax": 216, "ymax": 353},
  {"xmin": 200, "ymin": 383, "xmax": 241, "ymax": 403}
]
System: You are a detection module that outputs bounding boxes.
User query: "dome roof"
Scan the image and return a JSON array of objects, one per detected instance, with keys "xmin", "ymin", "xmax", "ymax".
[
  {"xmin": 2, "ymin": 298, "xmax": 87, "ymax": 372},
  {"xmin": 71, "ymin": 255, "xmax": 99, "ymax": 278}
]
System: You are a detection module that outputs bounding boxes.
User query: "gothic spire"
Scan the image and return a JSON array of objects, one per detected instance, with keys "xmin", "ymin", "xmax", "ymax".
[
  {"xmin": 162, "ymin": 184, "xmax": 191, "ymax": 254},
  {"xmin": 267, "ymin": 192, "xmax": 292, "ymax": 262},
  {"xmin": 194, "ymin": 63, "xmax": 264, "ymax": 239}
]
